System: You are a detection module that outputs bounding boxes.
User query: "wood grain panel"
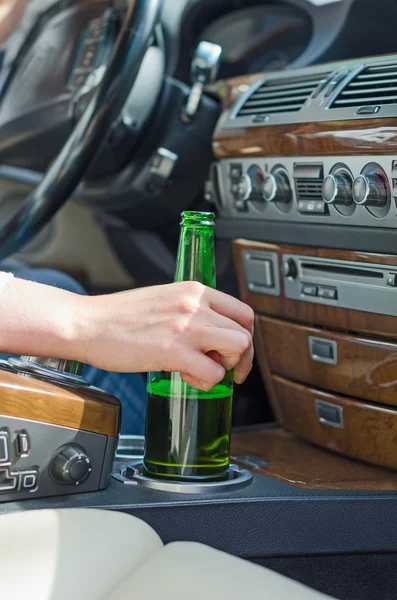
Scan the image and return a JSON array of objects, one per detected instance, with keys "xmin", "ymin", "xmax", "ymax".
[
  {"xmin": 0, "ymin": 370, "xmax": 121, "ymax": 437},
  {"xmin": 253, "ymin": 316, "xmax": 284, "ymax": 425},
  {"xmin": 213, "ymin": 118, "xmax": 397, "ymax": 159},
  {"xmin": 207, "ymin": 73, "xmax": 263, "ymax": 111},
  {"xmin": 273, "ymin": 375, "xmax": 397, "ymax": 471},
  {"xmin": 260, "ymin": 316, "xmax": 397, "ymax": 408},
  {"xmin": 231, "ymin": 428, "xmax": 397, "ymax": 490},
  {"xmin": 233, "ymin": 239, "xmax": 397, "ymax": 340}
]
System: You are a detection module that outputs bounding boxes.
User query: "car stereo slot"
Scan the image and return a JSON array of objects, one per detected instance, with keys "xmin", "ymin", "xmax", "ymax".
[
  {"xmin": 300, "ymin": 262, "xmax": 383, "ymax": 280},
  {"xmin": 282, "ymin": 254, "xmax": 397, "ymax": 317}
]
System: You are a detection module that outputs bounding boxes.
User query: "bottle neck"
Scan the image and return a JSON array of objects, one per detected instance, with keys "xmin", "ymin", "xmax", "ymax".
[{"xmin": 174, "ymin": 223, "xmax": 216, "ymax": 287}]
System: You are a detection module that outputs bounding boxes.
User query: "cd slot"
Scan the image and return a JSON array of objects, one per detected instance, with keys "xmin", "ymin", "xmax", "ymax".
[{"xmin": 301, "ymin": 261, "xmax": 383, "ymax": 281}]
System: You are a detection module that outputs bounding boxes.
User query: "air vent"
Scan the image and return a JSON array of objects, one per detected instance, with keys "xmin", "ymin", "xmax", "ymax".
[
  {"xmin": 236, "ymin": 72, "xmax": 331, "ymax": 118},
  {"xmin": 296, "ymin": 179, "xmax": 323, "ymax": 200},
  {"xmin": 331, "ymin": 62, "xmax": 397, "ymax": 108}
]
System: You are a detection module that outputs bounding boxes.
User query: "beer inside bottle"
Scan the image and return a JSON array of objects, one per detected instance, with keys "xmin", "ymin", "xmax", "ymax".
[{"xmin": 143, "ymin": 211, "xmax": 233, "ymax": 481}]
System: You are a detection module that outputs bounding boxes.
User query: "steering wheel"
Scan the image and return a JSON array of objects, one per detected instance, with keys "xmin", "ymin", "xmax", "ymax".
[{"xmin": 0, "ymin": 0, "xmax": 162, "ymax": 259}]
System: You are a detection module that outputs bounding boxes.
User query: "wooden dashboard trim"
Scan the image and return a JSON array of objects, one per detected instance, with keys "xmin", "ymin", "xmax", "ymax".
[
  {"xmin": 211, "ymin": 73, "xmax": 397, "ymax": 159},
  {"xmin": 231, "ymin": 428, "xmax": 397, "ymax": 490},
  {"xmin": 273, "ymin": 375, "xmax": 397, "ymax": 471},
  {"xmin": 213, "ymin": 118, "xmax": 397, "ymax": 159},
  {"xmin": 259, "ymin": 315, "xmax": 397, "ymax": 408},
  {"xmin": 0, "ymin": 370, "xmax": 121, "ymax": 437}
]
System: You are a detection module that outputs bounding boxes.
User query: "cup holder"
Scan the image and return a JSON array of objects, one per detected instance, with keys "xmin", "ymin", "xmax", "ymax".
[
  {"xmin": 112, "ymin": 461, "xmax": 253, "ymax": 494},
  {"xmin": 114, "ymin": 435, "xmax": 253, "ymax": 493}
]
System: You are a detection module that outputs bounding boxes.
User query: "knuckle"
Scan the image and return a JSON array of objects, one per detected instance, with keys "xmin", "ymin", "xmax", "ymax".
[
  {"xmin": 184, "ymin": 280, "xmax": 205, "ymax": 296},
  {"xmin": 238, "ymin": 330, "xmax": 251, "ymax": 353},
  {"xmin": 176, "ymin": 295, "xmax": 201, "ymax": 315}
]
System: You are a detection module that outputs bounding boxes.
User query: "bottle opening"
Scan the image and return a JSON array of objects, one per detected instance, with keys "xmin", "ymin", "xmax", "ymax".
[{"xmin": 181, "ymin": 211, "xmax": 215, "ymax": 227}]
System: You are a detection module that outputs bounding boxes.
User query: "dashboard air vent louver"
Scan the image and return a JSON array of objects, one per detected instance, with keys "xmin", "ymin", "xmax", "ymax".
[
  {"xmin": 331, "ymin": 62, "xmax": 397, "ymax": 108},
  {"xmin": 236, "ymin": 72, "xmax": 331, "ymax": 118},
  {"xmin": 296, "ymin": 179, "xmax": 323, "ymax": 200}
]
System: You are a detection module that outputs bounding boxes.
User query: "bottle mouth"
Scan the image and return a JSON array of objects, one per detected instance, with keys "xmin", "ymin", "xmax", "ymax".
[{"xmin": 181, "ymin": 211, "xmax": 215, "ymax": 226}]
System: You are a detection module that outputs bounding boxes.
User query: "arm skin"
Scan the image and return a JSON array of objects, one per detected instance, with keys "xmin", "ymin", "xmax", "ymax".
[
  {"xmin": 0, "ymin": 0, "xmax": 27, "ymax": 44},
  {"xmin": 1, "ymin": 277, "xmax": 254, "ymax": 391}
]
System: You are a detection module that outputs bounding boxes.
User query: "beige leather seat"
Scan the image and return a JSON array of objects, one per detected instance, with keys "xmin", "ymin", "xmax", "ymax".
[{"xmin": 0, "ymin": 508, "xmax": 335, "ymax": 600}]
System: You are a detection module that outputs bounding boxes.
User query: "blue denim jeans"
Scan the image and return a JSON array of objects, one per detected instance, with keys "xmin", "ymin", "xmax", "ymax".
[{"xmin": 1, "ymin": 260, "xmax": 146, "ymax": 435}]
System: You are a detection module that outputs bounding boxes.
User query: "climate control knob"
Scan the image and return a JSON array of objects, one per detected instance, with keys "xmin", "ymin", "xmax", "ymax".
[
  {"xmin": 322, "ymin": 173, "xmax": 353, "ymax": 206},
  {"xmin": 262, "ymin": 170, "xmax": 291, "ymax": 204},
  {"xmin": 50, "ymin": 445, "xmax": 92, "ymax": 486},
  {"xmin": 352, "ymin": 173, "xmax": 388, "ymax": 207}
]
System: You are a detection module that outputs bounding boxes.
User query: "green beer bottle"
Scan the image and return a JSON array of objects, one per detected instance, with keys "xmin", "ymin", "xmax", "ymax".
[{"xmin": 143, "ymin": 211, "xmax": 233, "ymax": 481}]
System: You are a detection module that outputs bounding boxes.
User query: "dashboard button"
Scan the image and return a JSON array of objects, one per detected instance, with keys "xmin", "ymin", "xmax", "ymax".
[
  {"xmin": 357, "ymin": 106, "xmax": 380, "ymax": 115},
  {"xmin": 0, "ymin": 432, "xmax": 9, "ymax": 464},
  {"xmin": 230, "ymin": 164, "xmax": 242, "ymax": 179},
  {"xmin": 16, "ymin": 432, "xmax": 30, "ymax": 457},
  {"xmin": 387, "ymin": 274, "xmax": 397, "ymax": 287},
  {"xmin": 294, "ymin": 164, "xmax": 323, "ymax": 179},
  {"xmin": 252, "ymin": 115, "xmax": 269, "ymax": 124},
  {"xmin": 298, "ymin": 200, "xmax": 328, "ymax": 214},
  {"xmin": 318, "ymin": 287, "xmax": 338, "ymax": 300},
  {"xmin": 88, "ymin": 19, "xmax": 106, "ymax": 41},
  {"xmin": 0, "ymin": 468, "xmax": 18, "ymax": 493},
  {"xmin": 235, "ymin": 200, "xmax": 248, "ymax": 212},
  {"xmin": 79, "ymin": 42, "xmax": 98, "ymax": 69},
  {"xmin": 20, "ymin": 470, "xmax": 39, "ymax": 491},
  {"xmin": 301, "ymin": 284, "xmax": 318, "ymax": 297},
  {"xmin": 70, "ymin": 72, "xmax": 87, "ymax": 90}
]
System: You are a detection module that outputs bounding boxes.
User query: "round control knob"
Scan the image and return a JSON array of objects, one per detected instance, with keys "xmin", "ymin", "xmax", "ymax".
[
  {"xmin": 236, "ymin": 174, "xmax": 252, "ymax": 201},
  {"xmin": 50, "ymin": 445, "xmax": 92, "ymax": 486},
  {"xmin": 322, "ymin": 173, "xmax": 353, "ymax": 206},
  {"xmin": 262, "ymin": 171, "xmax": 292, "ymax": 203},
  {"xmin": 352, "ymin": 173, "xmax": 388, "ymax": 207},
  {"xmin": 282, "ymin": 258, "xmax": 298, "ymax": 279}
]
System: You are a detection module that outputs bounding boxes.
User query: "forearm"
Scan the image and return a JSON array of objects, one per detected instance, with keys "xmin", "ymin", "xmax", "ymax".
[
  {"xmin": 0, "ymin": 276, "xmax": 89, "ymax": 360},
  {"xmin": 0, "ymin": 0, "xmax": 27, "ymax": 44}
]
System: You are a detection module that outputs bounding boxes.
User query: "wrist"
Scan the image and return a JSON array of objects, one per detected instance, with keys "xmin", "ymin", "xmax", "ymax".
[
  {"xmin": 63, "ymin": 294, "xmax": 96, "ymax": 366},
  {"xmin": 0, "ymin": 278, "xmax": 93, "ymax": 363}
]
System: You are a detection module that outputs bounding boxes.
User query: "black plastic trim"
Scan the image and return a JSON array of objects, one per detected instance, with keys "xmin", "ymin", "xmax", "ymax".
[
  {"xmin": 216, "ymin": 218, "xmax": 397, "ymax": 256},
  {"xmin": 3, "ymin": 465, "xmax": 397, "ymax": 560}
]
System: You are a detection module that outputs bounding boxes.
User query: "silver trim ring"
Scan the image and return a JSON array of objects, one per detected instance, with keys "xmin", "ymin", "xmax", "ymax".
[
  {"xmin": 353, "ymin": 174, "xmax": 370, "ymax": 205},
  {"xmin": 322, "ymin": 174, "xmax": 339, "ymax": 204},
  {"xmin": 263, "ymin": 174, "xmax": 277, "ymax": 202},
  {"xmin": 112, "ymin": 462, "xmax": 253, "ymax": 494}
]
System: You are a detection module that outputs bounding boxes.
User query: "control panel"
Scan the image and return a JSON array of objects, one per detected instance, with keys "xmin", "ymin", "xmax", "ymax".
[
  {"xmin": 241, "ymin": 249, "xmax": 397, "ymax": 318},
  {"xmin": 0, "ymin": 415, "xmax": 117, "ymax": 503},
  {"xmin": 216, "ymin": 156, "xmax": 397, "ymax": 228}
]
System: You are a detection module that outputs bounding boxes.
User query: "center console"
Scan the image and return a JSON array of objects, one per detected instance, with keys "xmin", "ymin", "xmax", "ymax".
[{"xmin": 209, "ymin": 51, "xmax": 397, "ymax": 473}]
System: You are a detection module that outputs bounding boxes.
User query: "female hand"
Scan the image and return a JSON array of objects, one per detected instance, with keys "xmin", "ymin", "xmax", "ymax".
[{"xmin": 80, "ymin": 281, "xmax": 254, "ymax": 391}]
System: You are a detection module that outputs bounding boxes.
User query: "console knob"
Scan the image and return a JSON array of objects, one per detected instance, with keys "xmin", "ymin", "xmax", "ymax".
[
  {"xmin": 263, "ymin": 171, "xmax": 291, "ymax": 203},
  {"xmin": 282, "ymin": 258, "xmax": 298, "ymax": 279},
  {"xmin": 322, "ymin": 173, "xmax": 353, "ymax": 205},
  {"xmin": 50, "ymin": 445, "xmax": 92, "ymax": 486},
  {"xmin": 352, "ymin": 174, "xmax": 388, "ymax": 207}
]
